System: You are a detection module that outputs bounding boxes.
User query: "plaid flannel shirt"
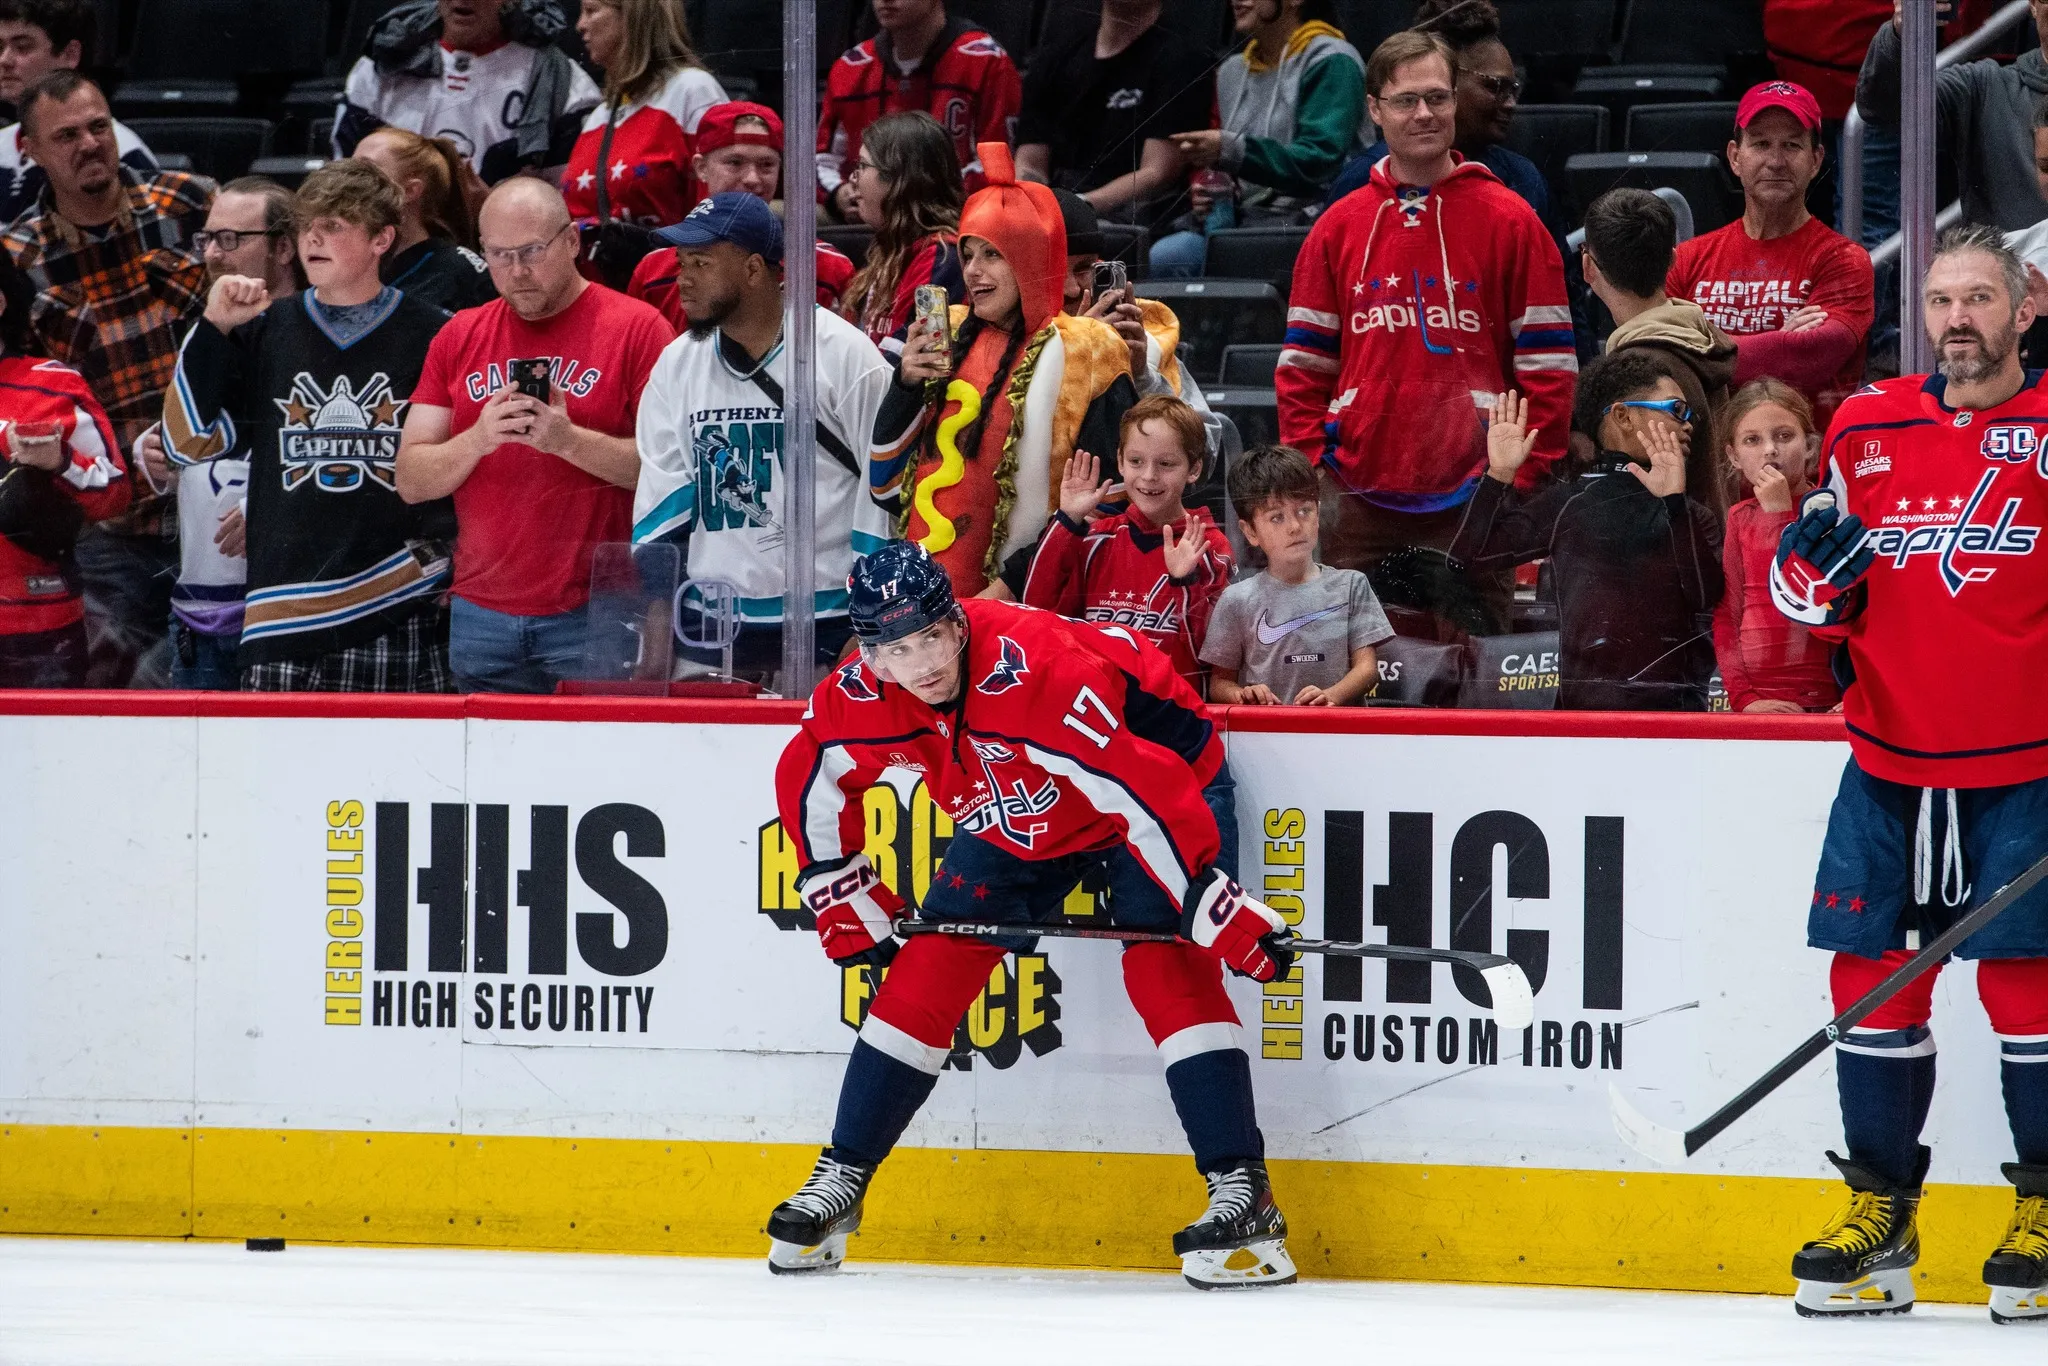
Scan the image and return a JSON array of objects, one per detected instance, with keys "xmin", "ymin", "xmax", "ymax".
[{"xmin": 3, "ymin": 167, "xmax": 213, "ymax": 532}]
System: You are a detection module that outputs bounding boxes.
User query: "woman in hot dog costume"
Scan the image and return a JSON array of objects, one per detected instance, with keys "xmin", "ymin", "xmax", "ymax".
[{"xmin": 868, "ymin": 142, "xmax": 1137, "ymax": 597}]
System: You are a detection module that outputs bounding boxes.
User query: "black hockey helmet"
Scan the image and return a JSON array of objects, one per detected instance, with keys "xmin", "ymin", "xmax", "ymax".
[{"xmin": 847, "ymin": 540, "xmax": 958, "ymax": 645}]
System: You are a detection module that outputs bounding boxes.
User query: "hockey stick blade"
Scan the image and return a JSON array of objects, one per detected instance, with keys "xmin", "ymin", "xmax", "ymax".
[
  {"xmin": 899, "ymin": 922, "xmax": 1536, "ymax": 1030},
  {"xmin": 1610, "ymin": 845, "xmax": 2048, "ymax": 1164}
]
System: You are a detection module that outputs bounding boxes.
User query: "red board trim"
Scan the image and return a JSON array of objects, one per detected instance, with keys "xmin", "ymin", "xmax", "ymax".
[{"xmin": 0, "ymin": 691, "xmax": 1845, "ymax": 741}]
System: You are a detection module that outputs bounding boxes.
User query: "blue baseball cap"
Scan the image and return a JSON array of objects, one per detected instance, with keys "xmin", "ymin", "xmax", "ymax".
[{"xmin": 654, "ymin": 191, "xmax": 784, "ymax": 264}]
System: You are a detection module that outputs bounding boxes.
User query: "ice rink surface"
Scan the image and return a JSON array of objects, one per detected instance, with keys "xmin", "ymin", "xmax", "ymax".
[{"xmin": 0, "ymin": 1237, "xmax": 2032, "ymax": 1366}]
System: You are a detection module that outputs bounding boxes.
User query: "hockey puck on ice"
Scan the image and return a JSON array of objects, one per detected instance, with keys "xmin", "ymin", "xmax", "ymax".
[{"xmin": 245, "ymin": 1237, "xmax": 286, "ymax": 1252}]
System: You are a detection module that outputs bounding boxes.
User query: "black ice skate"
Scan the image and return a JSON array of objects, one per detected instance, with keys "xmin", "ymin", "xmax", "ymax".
[
  {"xmin": 1171, "ymin": 1160, "xmax": 1296, "ymax": 1290},
  {"xmin": 1790, "ymin": 1148, "xmax": 1926, "ymax": 1317},
  {"xmin": 765, "ymin": 1149, "xmax": 876, "ymax": 1275},
  {"xmin": 1984, "ymin": 1161, "xmax": 2048, "ymax": 1324}
]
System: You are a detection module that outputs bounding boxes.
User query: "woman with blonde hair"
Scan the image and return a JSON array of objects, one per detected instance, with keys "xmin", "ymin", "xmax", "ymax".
[
  {"xmin": 565, "ymin": 0, "xmax": 726, "ymax": 287},
  {"xmin": 839, "ymin": 111, "xmax": 965, "ymax": 353},
  {"xmin": 354, "ymin": 126, "xmax": 499, "ymax": 313}
]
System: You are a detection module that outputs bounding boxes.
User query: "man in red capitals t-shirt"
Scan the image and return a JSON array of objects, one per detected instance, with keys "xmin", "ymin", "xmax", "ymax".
[
  {"xmin": 1666, "ymin": 81, "xmax": 1874, "ymax": 429},
  {"xmin": 397, "ymin": 178, "xmax": 674, "ymax": 693}
]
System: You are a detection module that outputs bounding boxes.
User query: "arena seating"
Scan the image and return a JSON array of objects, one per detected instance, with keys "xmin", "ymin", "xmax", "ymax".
[
  {"xmin": 1624, "ymin": 102, "xmax": 1739, "ymax": 155},
  {"xmin": 125, "ymin": 117, "xmax": 274, "ymax": 183},
  {"xmin": 1569, "ymin": 70, "xmax": 1725, "ymax": 130},
  {"xmin": 1504, "ymin": 103, "xmax": 1609, "ymax": 222},
  {"xmin": 1565, "ymin": 150, "xmax": 1741, "ymax": 234},
  {"xmin": 1218, "ymin": 345, "xmax": 1282, "ymax": 387},
  {"xmin": 1202, "ymin": 227, "xmax": 1309, "ymax": 299},
  {"xmin": 1136, "ymin": 280, "xmax": 1285, "ymax": 387}
]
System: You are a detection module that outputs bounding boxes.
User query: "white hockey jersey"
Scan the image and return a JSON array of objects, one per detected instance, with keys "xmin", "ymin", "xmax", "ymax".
[{"xmin": 633, "ymin": 305, "xmax": 894, "ymax": 622}]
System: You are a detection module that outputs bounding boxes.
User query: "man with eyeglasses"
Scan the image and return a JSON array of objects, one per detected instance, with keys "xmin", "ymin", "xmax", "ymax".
[
  {"xmin": 1277, "ymin": 29, "xmax": 1572, "ymax": 627},
  {"xmin": 132, "ymin": 177, "xmax": 306, "ymax": 689},
  {"xmin": 396, "ymin": 177, "xmax": 674, "ymax": 693},
  {"xmin": 1665, "ymin": 81, "xmax": 1873, "ymax": 432},
  {"xmin": 1320, "ymin": 0, "xmax": 1550, "ymax": 226},
  {"xmin": 2, "ymin": 69, "xmax": 211, "ymax": 686}
]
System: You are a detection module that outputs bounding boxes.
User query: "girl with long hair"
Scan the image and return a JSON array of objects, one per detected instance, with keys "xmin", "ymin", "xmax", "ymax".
[
  {"xmin": 1712, "ymin": 378, "xmax": 1840, "ymax": 713},
  {"xmin": 869, "ymin": 143, "xmax": 1139, "ymax": 598},
  {"xmin": 839, "ymin": 111, "xmax": 966, "ymax": 352},
  {"xmin": 565, "ymin": 0, "xmax": 727, "ymax": 287},
  {"xmin": 354, "ymin": 127, "xmax": 500, "ymax": 313}
]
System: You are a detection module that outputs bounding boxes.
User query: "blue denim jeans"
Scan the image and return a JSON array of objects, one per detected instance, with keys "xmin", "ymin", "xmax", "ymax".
[
  {"xmin": 449, "ymin": 596, "xmax": 591, "ymax": 694},
  {"xmin": 1148, "ymin": 228, "xmax": 1209, "ymax": 279},
  {"xmin": 168, "ymin": 622, "xmax": 241, "ymax": 690}
]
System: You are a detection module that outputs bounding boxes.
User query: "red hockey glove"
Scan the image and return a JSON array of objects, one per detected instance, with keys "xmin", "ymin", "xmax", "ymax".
[
  {"xmin": 799, "ymin": 853, "xmax": 906, "ymax": 969},
  {"xmin": 1180, "ymin": 868, "xmax": 1296, "ymax": 983}
]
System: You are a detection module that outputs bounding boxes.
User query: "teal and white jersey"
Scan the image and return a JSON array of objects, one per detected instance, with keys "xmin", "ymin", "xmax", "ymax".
[{"xmin": 633, "ymin": 304, "xmax": 894, "ymax": 621}]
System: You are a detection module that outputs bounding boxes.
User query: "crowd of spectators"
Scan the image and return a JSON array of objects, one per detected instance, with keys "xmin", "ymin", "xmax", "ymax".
[{"xmin": 0, "ymin": 0, "xmax": 2030, "ymax": 712}]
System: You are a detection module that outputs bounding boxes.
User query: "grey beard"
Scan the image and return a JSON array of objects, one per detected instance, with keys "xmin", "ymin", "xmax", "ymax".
[{"xmin": 1936, "ymin": 330, "xmax": 2014, "ymax": 383}]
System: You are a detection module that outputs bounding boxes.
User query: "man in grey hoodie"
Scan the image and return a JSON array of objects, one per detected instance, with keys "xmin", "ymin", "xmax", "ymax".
[{"xmin": 1856, "ymin": 0, "xmax": 2048, "ymax": 231}]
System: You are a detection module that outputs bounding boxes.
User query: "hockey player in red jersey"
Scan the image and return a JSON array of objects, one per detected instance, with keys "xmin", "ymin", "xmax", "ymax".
[
  {"xmin": 1772, "ymin": 225, "xmax": 2048, "ymax": 1322},
  {"xmin": 767, "ymin": 541, "xmax": 1296, "ymax": 1289}
]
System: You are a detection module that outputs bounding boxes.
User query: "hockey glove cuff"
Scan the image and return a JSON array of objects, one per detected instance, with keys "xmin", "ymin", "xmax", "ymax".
[
  {"xmin": 1770, "ymin": 490, "xmax": 1874, "ymax": 625},
  {"xmin": 800, "ymin": 853, "xmax": 906, "ymax": 970},
  {"xmin": 1180, "ymin": 868, "xmax": 1297, "ymax": 983}
]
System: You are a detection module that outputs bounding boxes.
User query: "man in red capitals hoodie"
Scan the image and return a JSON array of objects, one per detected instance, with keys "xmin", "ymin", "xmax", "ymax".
[{"xmin": 1278, "ymin": 30, "xmax": 1573, "ymax": 601}]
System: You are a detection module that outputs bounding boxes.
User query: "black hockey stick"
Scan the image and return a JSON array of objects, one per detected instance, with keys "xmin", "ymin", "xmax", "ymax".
[
  {"xmin": 899, "ymin": 919, "xmax": 1535, "ymax": 1030},
  {"xmin": 1612, "ymin": 846, "xmax": 2048, "ymax": 1164}
]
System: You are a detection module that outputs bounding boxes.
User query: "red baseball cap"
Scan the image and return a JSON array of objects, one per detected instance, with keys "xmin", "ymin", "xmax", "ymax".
[
  {"xmin": 693, "ymin": 101, "xmax": 783, "ymax": 155},
  {"xmin": 1736, "ymin": 80, "xmax": 1822, "ymax": 133}
]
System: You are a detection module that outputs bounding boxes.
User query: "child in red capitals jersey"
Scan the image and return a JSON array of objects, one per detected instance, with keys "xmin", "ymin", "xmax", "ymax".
[
  {"xmin": 816, "ymin": 7, "xmax": 1022, "ymax": 216},
  {"xmin": 0, "ymin": 355, "xmax": 126, "ymax": 685},
  {"xmin": 766, "ymin": 542, "xmax": 1295, "ymax": 1290},
  {"xmin": 1021, "ymin": 394, "xmax": 1232, "ymax": 692},
  {"xmin": 1665, "ymin": 82, "xmax": 1873, "ymax": 430},
  {"xmin": 1713, "ymin": 379, "xmax": 1840, "ymax": 713},
  {"xmin": 1770, "ymin": 228, "xmax": 2048, "ymax": 1321}
]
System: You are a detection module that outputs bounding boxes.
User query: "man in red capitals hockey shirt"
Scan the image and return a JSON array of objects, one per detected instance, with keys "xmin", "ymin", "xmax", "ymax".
[
  {"xmin": 1667, "ymin": 81, "xmax": 1874, "ymax": 431},
  {"xmin": 1021, "ymin": 394, "xmax": 1233, "ymax": 692},
  {"xmin": 816, "ymin": 0, "xmax": 1022, "ymax": 218},
  {"xmin": 765, "ymin": 541, "xmax": 1295, "ymax": 1290},
  {"xmin": 1770, "ymin": 224, "xmax": 2048, "ymax": 1321},
  {"xmin": 1277, "ymin": 30, "xmax": 1573, "ymax": 605}
]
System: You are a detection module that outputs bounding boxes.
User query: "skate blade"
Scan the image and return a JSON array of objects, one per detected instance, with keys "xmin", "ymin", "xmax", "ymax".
[
  {"xmin": 1793, "ymin": 1268, "xmax": 1915, "ymax": 1317},
  {"xmin": 1181, "ymin": 1238, "xmax": 1297, "ymax": 1290},
  {"xmin": 1990, "ymin": 1285, "xmax": 2048, "ymax": 1324},
  {"xmin": 767, "ymin": 1233, "xmax": 848, "ymax": 1275}
]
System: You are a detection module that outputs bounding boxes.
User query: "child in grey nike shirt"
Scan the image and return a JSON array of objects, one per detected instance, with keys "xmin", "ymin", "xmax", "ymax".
[{"xmin": 1201, "ymin": 445, "xmax": 1392, "ymax": 705}]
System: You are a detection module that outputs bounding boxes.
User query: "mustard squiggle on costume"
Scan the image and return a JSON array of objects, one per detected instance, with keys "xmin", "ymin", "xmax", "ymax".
[{"xmin": 913, "ymin": 378, "xmax": 980, "ymax": 554}]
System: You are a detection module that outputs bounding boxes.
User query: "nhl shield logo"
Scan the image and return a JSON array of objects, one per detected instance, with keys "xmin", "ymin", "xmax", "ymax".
[{"xmin": 275, "ymin": 372, "xmax": 406, "ymax": 493}]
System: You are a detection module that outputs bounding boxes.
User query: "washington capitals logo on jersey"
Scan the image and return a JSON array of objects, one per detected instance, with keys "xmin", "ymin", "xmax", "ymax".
[
  {"xmin": 833, "ymin": 658, "xmax": 880, "ymax": 702},
  {"xmin": 1869, "ymin": 468, "xmax": 2043, "ymax": 595},
  {"xmin": 975, "ymin": 636, "xmax": 1029, "ymax": 694},
  {"xmin": 275, "ymin": 373, "xmax": 405, "ymax": 493}
]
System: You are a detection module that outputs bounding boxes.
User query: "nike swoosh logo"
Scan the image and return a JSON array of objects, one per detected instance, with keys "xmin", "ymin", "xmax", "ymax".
[{"xmin": 1255, "ymin": 605, "xmax": 1344, "ymax": 645}]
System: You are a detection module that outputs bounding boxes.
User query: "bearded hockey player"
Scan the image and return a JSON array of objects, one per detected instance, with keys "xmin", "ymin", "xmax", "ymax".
[
  {"xmin": 767, "ymin": 540, "xmax": 1296, "ymax": 1289},
  {"xmin": 1771, "ymin": 224, "xmax": 2048, "ymax": 1322}
]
